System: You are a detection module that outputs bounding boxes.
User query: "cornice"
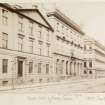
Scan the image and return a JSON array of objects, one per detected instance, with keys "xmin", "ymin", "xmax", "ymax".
[{"xmin": 47, "ymin": 9, "xmax": 85, "ymax": 35}]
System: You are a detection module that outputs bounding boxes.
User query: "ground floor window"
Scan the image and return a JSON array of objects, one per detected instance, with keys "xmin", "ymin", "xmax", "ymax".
[
  {"xmin": 84, "ymin": 70, "xmax": 87, "ymax": 74},
  {"xmin": 29, "ymin": 62, "xmax": 33, "ymax": 73},
  {"xmin": 46, "ymin": 64, "xmax": 49, "ymax": 74},
  {"xmin": 89, "ymin": 70, "xmax": 92, "ymax": 74},
  {"xmin": 2, "ymin": 59, "xmax": 8, "ymax": 73},
  {"xmin": 38, "ymin": 63, "xmax": 41, "ymax": 74}
]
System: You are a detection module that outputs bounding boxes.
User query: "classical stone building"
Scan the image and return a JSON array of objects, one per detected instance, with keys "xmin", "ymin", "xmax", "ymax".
[
  {"xmin": 0, "ymin": 3, "xmax": 54, "ymax": 87},
  {"xmin": 83, "ymin": 36, "xmax": 105, "ymax": 78},
  {"xmin": 1, "ymin": 3, "xmax": 105, "ymax": 89},
  {"xmin": 47, "ymin": 9, "xmax": 85, "ymax": 80}
]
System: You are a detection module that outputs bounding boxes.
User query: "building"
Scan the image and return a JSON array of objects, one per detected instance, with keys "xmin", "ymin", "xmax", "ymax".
[
  {"xmin": 0, "ymin": 3, "xmax": 54, "ymax": 87},
  {"xmin": 83, "ymin": 36, "xmax": 105, "ymax": 78},
  {"xmin": 47, "ymin": 9, "xmax": 85, "ymax": 80}
]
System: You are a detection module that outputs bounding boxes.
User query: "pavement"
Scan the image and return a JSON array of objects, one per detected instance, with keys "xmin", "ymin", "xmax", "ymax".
[{"xmin": 1, "ymin": 77, "xmax": 105, "ymax": 93}]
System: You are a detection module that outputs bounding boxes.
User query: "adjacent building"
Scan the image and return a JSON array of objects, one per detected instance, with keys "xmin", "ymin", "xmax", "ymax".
[
  {"xmin": 83, "ymin": 36, "xmax": 105, "ymax": 78},
  {"xmin": 47, "ymin": 9, "xmax": 85, "ymax": 80}
]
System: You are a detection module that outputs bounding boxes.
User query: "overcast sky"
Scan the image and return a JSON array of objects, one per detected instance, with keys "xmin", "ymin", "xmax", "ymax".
[
  {"xmin": 43, "ymin": 1, "xmax": 105, "ymax": 44},
  {"xmin": 1, "ymin": 0, "xmax": 105, "ymax": 44}
]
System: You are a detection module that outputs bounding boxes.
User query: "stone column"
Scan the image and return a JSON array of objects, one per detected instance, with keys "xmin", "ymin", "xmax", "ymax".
[
  {"xmin": 69, "ymin": 62, "xmax": 72, "ymax": 75},
  {"xmin": 71, "ymin": 62, "xmax": 74, "ymax": 76},
  {"xmin": 74, "ymin": 62, "xmax": 76, "ymax": 76}
]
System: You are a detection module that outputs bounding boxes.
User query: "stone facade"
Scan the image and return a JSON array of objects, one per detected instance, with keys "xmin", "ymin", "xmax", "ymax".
[
  {"xmin": 83, "ymin": 36, "xmax": 105, "ymax": 78},
  {"xmin": 0, "ymin": 3, "xmax": 105, "ymax": 89},
  {"xmin": 0, "ymin": 3, "xmax": 54, "ymax": 87},
  {"xmin": 47, "ymin": 9, "xmax": 85, "ymax": 80}
]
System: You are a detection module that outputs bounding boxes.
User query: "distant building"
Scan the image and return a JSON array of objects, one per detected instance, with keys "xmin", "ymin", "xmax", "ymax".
[
  {"xmin": 83, "ymin": 36, "xmax": 105, "ymax": 78},
  {"xmin": 47, "ymin": 9, "xmax": 85, "ymax": 80}
]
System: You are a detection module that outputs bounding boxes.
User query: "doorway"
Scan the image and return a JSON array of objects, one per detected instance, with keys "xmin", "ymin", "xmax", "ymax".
[{"xmin": 18, "ymin": 60, "xmax": 23, "ymax": 77}]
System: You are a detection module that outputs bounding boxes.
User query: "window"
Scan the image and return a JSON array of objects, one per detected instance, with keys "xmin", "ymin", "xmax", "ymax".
[
  {"xmin": 84, "ymin": 62, "xmax": 87, "ymax": 67},
  {"xmin": 29, "ymin": 21, "xmax": 33, "ymax": 35},
  {"xmin": 56, "ymin": 59, "xmax": 59, "ymax": 74},
  {"xmin": 2, "ymin": 9, "xmax": 8, "ymax": 25},
  {"xmin": 89, "ymin": 61, "xmax": 92, "ymax": 68},
  {"xmin": 2, "ymin": 59, "xmax": 8, "ymax": 73},
  {"xmin": 66, "ymin": 28, "xmax": 68, "ymax": 37},
  {"xmin": 29, "ymin": 40, "xmax": 33, "ymax": 53},
  {"xmin": 56, "ymin": 22, "xmax": 59, "ymax": 31},
  {"xmin": 89, "ymin": 46, "xmax": 92, "ymax": 50},
  {"xmin": 18, "ymin": 16, "xmax": 24, "ymax": 32},
  {"xmin": 62, "ymin": 26, "xmax": 64, "ymax": 34},
  {"xmin": 38, "ymin": 63, "xmax": 41, "ymax": 74},
  {"xmin": 37, "ymin": 25, "xmax": 42, "ymax": 39},
  {"xmin": 18, "ymin": 37, "xmax": 23, "ymax": 51},
  {"xmin": 2, "ymin": 33, "xmax": 8, "ymax": 49},
  {"xmin": 89, "ymin": 70, "xmax": 92, "ymax": 74},
  {"xmin": 38, "ymin": 47, "xmax": 42, "ymax": 55},
  {"xmin": 84, "ymin": 70, "xmax": 87, "ymax": 74},
  {"xmin": 84, "ymin": 45, "xmax": 86, "ymax": 50},
  {"xmin": 29, "ymin": 62, "xmax": 33, "ymax": 73},
  {"xmin": 46, "ymin": 44, "xmax": 50, "ymax": 56},
  {"xmin": 2, "ymin": 81, "xmax": 8, "ymax": 86},
  {"xmin": 46, "ymin": 64, "xmax": 49, "ymax": 74},
  {"xmin": 46, "ymin": 29, "xmax": 50, "ymax": 41}
]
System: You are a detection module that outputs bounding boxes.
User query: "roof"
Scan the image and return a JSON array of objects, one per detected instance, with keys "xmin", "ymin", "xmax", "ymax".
[
  {"xmin": 47, "ymin": 9, "xmax": 85, "ymax": 35},
  {"xmin": 0, "ymin": 3, "xmax": 54, "ymax": 31},
  {"xmin": 84, "ymin": 35, "xmax": 105, "ymax": 51},
  {"xmin": 16, "ymin": 8, "xmax": 54, "ymax": 31}
]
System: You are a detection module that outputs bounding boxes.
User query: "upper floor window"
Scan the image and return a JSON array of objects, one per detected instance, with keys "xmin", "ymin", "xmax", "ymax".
[
  {"xmin": 37, "ymin": 25, "xmax": 42, "ymax": 39},
  {"xmin": 29, "ymin": 21, "xmax": 33, "ymax": 36},
  {"xmin": 56, "ymin": 22, "xmax": 59, "ymax": 31},
  {"xmin": 2, "ymin": 33, "xmax": 8, "ymax": 49},
  {"xmin": 18, "ymin": 16, "xmax": 24, "ymax": 32},
  {"xmin": 29, "ymin": 62, "xmax": 33, "ymax": 73},
  {"xmin": 38, "ymin": 41, "xmax": 43, "ymax": 55},
  {"xmin": 46, "ymin": 44, "xmax": 50, "ymax": 56},
  {"xmin": 46, "ymin": 29, "xmax": 50, "ymax": 41},
  {"xmin": 66, "ymin": 28, "xmax": 69, "ymax": 37},
  {"xmin": 18, "ymin": 37, "xmax": 23, "ymax": 51},
  {"xmin": 89, "ymin": 61, "xmax": 92, "ymax": 68},
  {"xmin": 84, "ymin": 45, "xmax": 86, "ymax": 50},
  {"xmin": 29, "ymin": 39, "xmax": 33, "ymax": 53},
  {"xmin": 84, "ymin": 62, "xmax": 87, "ymax": 67},
  {"xmin": 38, "ymin": 63, "xmax": 41, "ymax": 74},
  {"xmin": 62, "ymin": 26, "xmax": 64, "ymax": 34},
  {"xmin": 38, "ymin": 47, "xmax": 42, "ymax": 55},
  {"xmin": 89, "ymin": 46, "xmax": 92, "ymax": 50},
  {"xmin": 46, "ymin": 64, "xmax": 49, "ymax": 74},
  {"xmin": 2, "ymin": 59, "xmax": 8, "ymax": 73},
  {"xmin": 2, "ymin": 9, "xmax": 8, "ymax": 25}
]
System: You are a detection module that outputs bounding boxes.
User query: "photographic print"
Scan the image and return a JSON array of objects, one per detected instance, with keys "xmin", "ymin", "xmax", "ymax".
[{"xmin": 0, "ymin": 0, "xmax": 105, "ymax": 105}]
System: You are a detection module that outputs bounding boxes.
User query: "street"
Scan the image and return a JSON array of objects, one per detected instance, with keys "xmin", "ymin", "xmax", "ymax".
[{"xmin": 1, "ymin": 78, "xmax": 105, "ymax": 93}]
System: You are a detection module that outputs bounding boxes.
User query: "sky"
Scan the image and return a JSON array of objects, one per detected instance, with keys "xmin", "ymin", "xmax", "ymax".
[
  {"xmin": 43, "ymin": 1, "xmax": 105, "ymax": 44},
  {"xmin": 1, "ymin": 0, "xmax": 105, "ymax": 44}
]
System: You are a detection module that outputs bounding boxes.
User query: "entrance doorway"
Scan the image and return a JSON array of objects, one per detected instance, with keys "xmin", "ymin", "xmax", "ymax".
[{"xmin": 18, "ymin": 60, "xmax": 23, "ymax": 77}]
